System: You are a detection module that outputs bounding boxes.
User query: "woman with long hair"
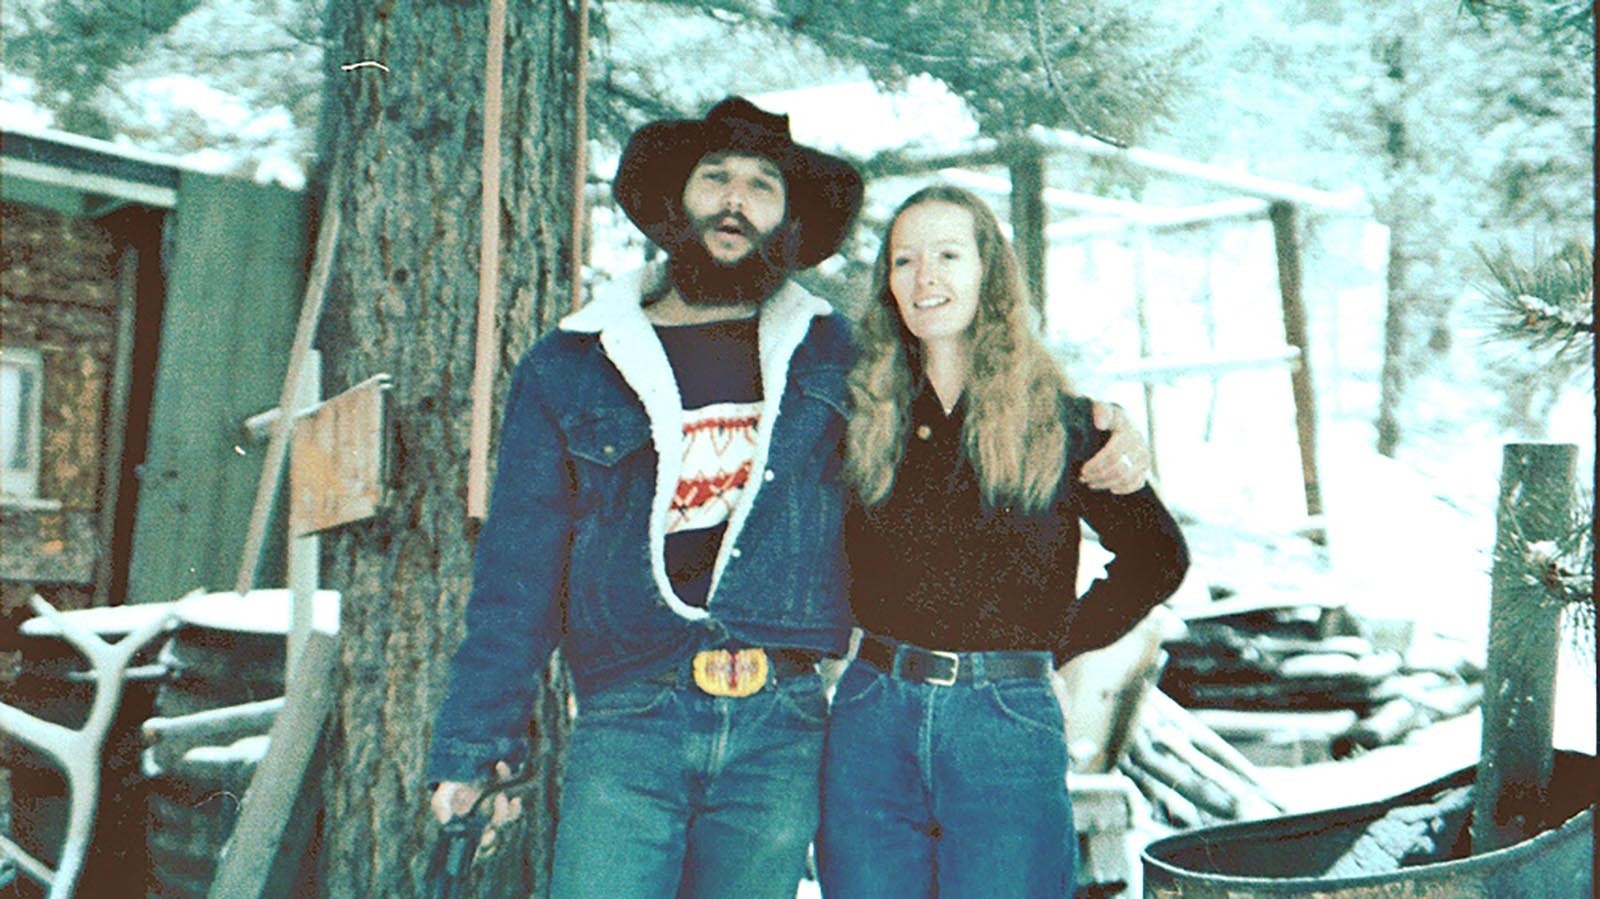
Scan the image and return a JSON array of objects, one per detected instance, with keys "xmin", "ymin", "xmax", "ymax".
[{"xmin": 818, "ymin": 185, "xmax": 1190, "ymax": 896}]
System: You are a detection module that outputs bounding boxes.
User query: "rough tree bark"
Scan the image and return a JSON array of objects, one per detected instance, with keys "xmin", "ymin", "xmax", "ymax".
[{"xmin": 313, "ymin": 1, "xmax": 579, "ymax": 895}]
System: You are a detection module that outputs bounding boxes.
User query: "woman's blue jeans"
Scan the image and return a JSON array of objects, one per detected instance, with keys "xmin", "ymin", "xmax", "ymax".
[
  {"xmin": 549, "ymin": 672, "xmax": 828, "ymax": 899},
  {"xmin": 818, "ymin": 658, "xmax": 1076, "ymax": 898}
]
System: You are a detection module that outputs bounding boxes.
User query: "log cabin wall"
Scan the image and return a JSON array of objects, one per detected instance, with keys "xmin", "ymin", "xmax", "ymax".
[
  {"xmin": 0, "ymin": 200, "xmax": 122, "ymax": 616},
  {"xmin": 0, "ymin": 200, "xmax": 127, "ymax": 870}
]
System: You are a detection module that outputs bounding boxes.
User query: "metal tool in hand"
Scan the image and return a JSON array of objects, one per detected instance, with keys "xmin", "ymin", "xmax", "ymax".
[{"xmin": 429, "ymin": 766, "xmax": 537, "ymax": 899}]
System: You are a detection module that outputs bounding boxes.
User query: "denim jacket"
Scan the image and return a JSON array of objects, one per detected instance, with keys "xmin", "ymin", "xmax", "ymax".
[{"xmin": 426, "ymin": 266, "xmax": 856, "ymax": 784}]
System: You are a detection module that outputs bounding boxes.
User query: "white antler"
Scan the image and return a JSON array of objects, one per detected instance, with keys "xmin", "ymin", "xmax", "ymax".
[{"xmin": 0, "ymin": 594, "xmax": 177, "ymax": 898}]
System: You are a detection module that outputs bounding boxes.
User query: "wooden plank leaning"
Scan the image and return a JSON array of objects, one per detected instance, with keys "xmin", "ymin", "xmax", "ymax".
[
  {"xmin": 466, "ymin": 0, "xmax": 507, "ymax": 520},
  {"xmin": 206, "ymin": 628, "xmax": 340, "ymax": 898},
  {"xmin": 234, "ymin": 180, "xmax": 343, "ymax": 594}
]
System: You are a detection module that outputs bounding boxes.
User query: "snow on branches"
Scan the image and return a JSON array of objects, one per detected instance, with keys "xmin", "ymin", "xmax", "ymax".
[{"xmin": 1479, "ymin": 241, "xmax": 1595, "ymax": 364}]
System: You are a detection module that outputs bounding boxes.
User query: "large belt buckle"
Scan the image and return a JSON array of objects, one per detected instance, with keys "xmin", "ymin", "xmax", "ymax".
[
  {"xmin": 926, "ymin": 650, "xmax": 961, "ymax": 687},
  {"xmin": 692, "ymin": 648, "xmax": 769, "ymax": 697}
]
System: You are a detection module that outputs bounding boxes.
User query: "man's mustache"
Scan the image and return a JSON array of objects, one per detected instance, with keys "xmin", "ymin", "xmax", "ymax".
[{"xmin": 691, "ymin": 210, "xmax": 758, "ymax": 237}]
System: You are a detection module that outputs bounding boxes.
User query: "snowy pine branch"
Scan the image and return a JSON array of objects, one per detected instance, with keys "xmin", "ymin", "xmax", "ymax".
[
  {"xmin": 1478, "ymin": 241, "xmax": 1594, "ymax": 365},
  {"xmin": 1461, "ymin": 0, "xmax": 1595, "ymax": 56},
  {"xmin": 1496, "ymin": 488, "xmax": 1595, "ymax": 660}
]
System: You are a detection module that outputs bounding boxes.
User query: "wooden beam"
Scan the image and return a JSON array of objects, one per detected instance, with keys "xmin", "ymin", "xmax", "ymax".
[
  {"xmin": 1009, "ymin": 149, "xmax": 1048, "ymax": 319},
  {"xmin": 286, "ymin": 358, "xmax": 322, "ymax": 676},
  {"xmin": 1270, "ymin": 202, "xmax": 1323, "ymax": 522},
  {"xmin": 95, "ymin": 246, "xmax": 140, "ymax": 604},
  {"xmin": 0, "ymin": 156, "xmax": 178, "ymax": 210},
  {"xmin": 942, "ymin": 167, "xmax": 1145, "ymax": 218},
  {"xmin": 939, "ymin": 168, "xmax": 1272, "ymax": 237},
  {"xmin": 569, "ymin": 0, "xmax": 591, "ymax": 314},
  {"xmin": 865, "ymin": 130, "xmax": 1364, "ymax": 213},
  {"xmin": 1098, "ymin": 346, "xmax": 1300, "ymax": 383},
  {"xmin": 143, "ymin": 698, "xmax": 284, "ymax": 745},
  {"xmin": 1048, "ymin": 198, "xmax": 1270, "ymax": 240},
  {"xmin": 468, "ymin": 0, "xmax": 508, "ymax": 520},
  {"xmin": 1024, "ymin": 126, "xmax": 1366, "ymax": 212},
  {"xmin": 241, "ymin": 372, "xmax": 389, "ymax": 442},
  {"xmin": 142, "ymin": 699, "xmax": 284, "ymax": 777},
  {"xmin": 863, "ymin": 144, "xmax": 1008, "ymax": 179},
  {"xmin": 206, "ymin": 628, "xmax": 339, "ymax": 899},
  {"xmin": 1131, "ymin": 227, "xmax": 1160, "ymax": 483}
]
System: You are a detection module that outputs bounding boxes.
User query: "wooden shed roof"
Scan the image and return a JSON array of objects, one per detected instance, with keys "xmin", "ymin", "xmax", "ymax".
[{"xmin": 1, "ymin": 124, "xmax": 184, "ymax": 215}]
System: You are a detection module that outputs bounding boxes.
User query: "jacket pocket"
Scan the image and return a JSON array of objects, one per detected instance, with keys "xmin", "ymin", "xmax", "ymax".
[
  {"xmin": 563, "ymin": 407, "xmax": 651, "ymax": 467},
  {"xmin": 983, "ymin": 678, "xmax": 1066, "ymax": 738},
  {"xmin": 794, "ymin": 367, "xmax": 850, "ymax": 420},
  {"xmin": 560, "ymin": 406, "xmax": 651, "ymax": 520},
  {"xmin": 575, "ymin": 681, "xmax": 674, "ymax": 721}
]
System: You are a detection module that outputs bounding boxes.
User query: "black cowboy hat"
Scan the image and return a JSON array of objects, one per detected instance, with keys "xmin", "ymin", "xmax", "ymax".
[{"xmin": 612, "ymin": 96, "xmax": 864, "ymax": 269}]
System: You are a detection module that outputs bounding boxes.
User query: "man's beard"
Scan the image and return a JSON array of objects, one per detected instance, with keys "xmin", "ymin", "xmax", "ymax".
[{"xmin": 668, "ymin": 213, "xmax": 795, "ymax": 307}]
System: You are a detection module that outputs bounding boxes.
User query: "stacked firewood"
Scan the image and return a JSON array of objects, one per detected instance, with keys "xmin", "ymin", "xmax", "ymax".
[
  {"xmin": 1116, "ymin": 688, "xmax": 1287, "ymax": 828},
  {"xmin": 1154, "ymin": 598, "xmax": 1482, "ymax": 765},
  {"xmin": 1159, "ymin": 600, "xmax": 1399, "ymax": 711}
]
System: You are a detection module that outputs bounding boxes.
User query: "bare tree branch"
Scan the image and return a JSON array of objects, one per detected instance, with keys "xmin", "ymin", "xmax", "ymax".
[{"xmin": 1030, "ymin": 0, "xmax": 1129, "ymax": 147}]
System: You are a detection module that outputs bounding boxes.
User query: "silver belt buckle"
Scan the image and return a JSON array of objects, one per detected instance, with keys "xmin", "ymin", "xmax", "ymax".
[{"xmin": 926, "ymin": 650, "xmax": 960, "ymax": 686}]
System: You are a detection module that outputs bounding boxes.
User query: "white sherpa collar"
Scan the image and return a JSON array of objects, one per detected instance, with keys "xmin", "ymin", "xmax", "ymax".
[{"xmin": 558, "ymin": 266, "xmax": 833, "ymax": 620}]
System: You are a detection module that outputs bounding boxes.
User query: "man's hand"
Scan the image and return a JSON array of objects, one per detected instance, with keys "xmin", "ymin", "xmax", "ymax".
[
  {"xmin": 430, "ymin": 761, "xmax": 524, "ymax": 849},
  {"xmin": 1081, "ymin": 402, "xmax": 1150, "ymax": 495}
]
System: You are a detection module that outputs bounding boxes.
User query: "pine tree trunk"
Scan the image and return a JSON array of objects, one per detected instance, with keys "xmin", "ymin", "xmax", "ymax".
[
  {"xmin": 1372, "ymin": 28, "xmax": 1456, "ymax": 460},
  {"xmin": 1374, "ymin": 34, "xmax": 1411, "ymax": 460},
  {"xmin": 314, "ymin": 2, "xmax": 578, "ymax": 895},
  {"xmin": 1376, "ymin": 217, "xmax": 1408, "ymax": 458}
]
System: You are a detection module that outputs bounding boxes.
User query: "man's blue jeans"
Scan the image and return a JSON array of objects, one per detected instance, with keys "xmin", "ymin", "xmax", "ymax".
[
  {"xmin": 550, "ymin": 671, "xmax": 827, "ymax": 899},
  {"xmin": 817, "ymin": 659, "xmax": 1076, "ymax": 897}
]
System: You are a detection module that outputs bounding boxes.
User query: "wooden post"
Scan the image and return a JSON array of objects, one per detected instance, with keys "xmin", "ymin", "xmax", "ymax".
[
  {"xmin": 1471, "ymin": 442, "xmax": 1577, "ymax": 854},
  {"xmin": 1009, "ymin": 145, "xmax": 1048, "ymax": 322},
  {"xmin": 286, "ymin": 353, "xmax": 320, "ymax": 674},
  {"xmin": 1269, "ymin": 201, "xmax": 1323, "ymax": 524},
  {"xmin": 1131, "ymin": 226, "xmax": 1161, "ymax": 483},
  {"xmin": 95, "ymin": 246, "xmax": 139, "ymax": 604}
]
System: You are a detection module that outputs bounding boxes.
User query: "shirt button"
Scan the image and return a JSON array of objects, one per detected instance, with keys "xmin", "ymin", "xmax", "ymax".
[
  {"xmin": 602, "ymin": 444, "xmax": 615, "ymax": 455},
  {"xmin": 916, "ymin": 424, "xmax": 933, "ymax": 440},
  {"xmin": 730, "ymin": 547, "xmax": 742, "ymax": 559},
  {"xmin": 763, "ymin": 469, "xmax": 775, "ymax": 482}
]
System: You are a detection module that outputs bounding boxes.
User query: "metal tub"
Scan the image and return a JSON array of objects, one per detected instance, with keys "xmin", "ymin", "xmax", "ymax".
[{"xmin": 1142, "ymin": 751, "xmax": 1594, "ymax": 898}]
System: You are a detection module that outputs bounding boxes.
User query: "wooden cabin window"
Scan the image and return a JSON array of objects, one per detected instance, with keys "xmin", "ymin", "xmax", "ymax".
[{"xmin": 1, "ymin": 346, "xmax": 44, "ymax": 500}]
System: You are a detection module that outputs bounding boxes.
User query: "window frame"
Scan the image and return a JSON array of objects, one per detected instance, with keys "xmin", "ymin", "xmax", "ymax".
[{"xmin": 2, "ymin": 345, "xmax": 46, "ymax": 502}]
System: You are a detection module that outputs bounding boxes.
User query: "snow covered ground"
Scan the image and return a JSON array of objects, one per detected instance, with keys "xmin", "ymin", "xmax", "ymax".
[{"xmin": 1180, "ymin": 426, "xmax": 1596, "ymax": 813}]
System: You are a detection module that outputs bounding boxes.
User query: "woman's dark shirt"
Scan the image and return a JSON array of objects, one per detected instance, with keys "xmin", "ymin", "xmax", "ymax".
[{"xmin": 845, "ymin": 383, "xmax": 1189, "ymax": 664}]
